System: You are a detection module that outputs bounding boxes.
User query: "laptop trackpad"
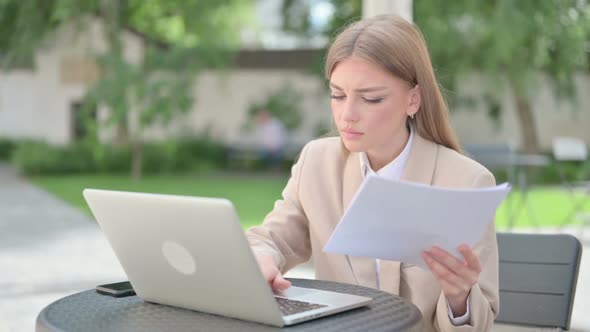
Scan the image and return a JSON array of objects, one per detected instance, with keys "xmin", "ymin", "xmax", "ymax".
[{"xmin": 273, "ymin": 286, "xmax": 320, "ymax": 300}]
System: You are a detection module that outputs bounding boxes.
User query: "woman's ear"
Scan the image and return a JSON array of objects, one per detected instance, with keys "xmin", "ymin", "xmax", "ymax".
[{"xmin": 407, "ymin": 84, "xmax": 421, "ymax": 117}]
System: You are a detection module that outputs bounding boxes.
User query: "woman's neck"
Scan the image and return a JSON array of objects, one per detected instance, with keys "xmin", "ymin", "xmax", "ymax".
[{"xmin": 366, "ymin": 127, "xmax": 410, "ymax": 172}]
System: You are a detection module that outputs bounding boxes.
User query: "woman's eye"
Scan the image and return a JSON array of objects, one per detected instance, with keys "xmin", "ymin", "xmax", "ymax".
[
  {"xmin": 330, "ymin": 95, "xmax": 346, "ymax": 101},
  {"xmin": 363, "ymin": 97, "xmax": 383, "ymax": 104}
]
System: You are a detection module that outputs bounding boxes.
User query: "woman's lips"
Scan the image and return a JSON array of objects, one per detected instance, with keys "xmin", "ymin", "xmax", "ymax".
[{"xmin": 341, "ymin": 129, "xmax": 363, "ymax": 139}]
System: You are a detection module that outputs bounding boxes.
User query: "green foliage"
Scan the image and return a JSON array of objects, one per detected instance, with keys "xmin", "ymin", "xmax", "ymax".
[
  {"xmin": 10, "ymin": 136, "xmax": 230, "ymax": 176},
  {"xmin": 0, "ymin": 139, "xmax": 17, "ymax": 161},
  {"xmin": 1, "ymin": 0, "xmax": 252, "ymax": 68},
  {"xmin": 0, "ymin": 1, "xmax": 61, "ymax": 68},
  {"xmin": 12, "ymin": 141, "xmax": 108, "ymax": 174},
  {"xmin": 281, "ymin": 0, "xmax": 362, "ymax": 80},
  {"xmin": 126, "ymin": 0, "xmax": 253, "ymax": 48},
  {"xmin": 534, "ymin": 160, "xmax": 590, "ymax": 185},
  {"xmin": 281, "ymin": 0, "xmax": 312, "ymax": 36},
  {"xmin": 322, "ymin": 0, "xmax": 362, "ymax": 38},
  {"xmin": 286, "ymin": 0, "xmax": 590, "ymax": 105},
  {"xmin": 1, "ymin": 0, "xmax": 253, "ymax": 179},
  {"xmin": 175, "ymin": 135, "xmax": 229, "ymax": 169},
  {"xmin": 246, "ymin": 83, "xmax": 304, "ymax": 131},
  {"xmin": 11, "ymin": 141, "xmax": 62, "ymax": 175},
  {"xmin": 281, "ymin": 0, "xmax": 361, "ymax": 39},
  {"xmin": 484, "ymin": 156, "xmax": 590, "ymax": 186},
  {"xmin": 414, "ymin": 0, "xmax": 590, "ymax": 105},
  {"xmin": 413, "ymin": 1, "xmax": 590, "ymax": 153},
  {"xmin": 93, "ymin": 145, "xmax": 132, "ymax": 173}
]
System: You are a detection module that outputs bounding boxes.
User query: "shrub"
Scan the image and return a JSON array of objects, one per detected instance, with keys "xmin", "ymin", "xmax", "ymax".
[
  {"xmin": 9, "ymin": 134, "xmax": 280, "ymax": 176},
  {"xmin": 12, "ymin": 141, "xmax": 63, "ymax": 175},
  {"xmin": 0, "ymin": 139, "xmax": 16, "ymax": 161},
  {"xmin": 142, "ymin": 142, "xmax": 178, "ymax": 174},
  {"xmin": 93, "ymin": 144, "xmax": 131, "ymax": 174},
  {"xmin": 175, "ymin": 135, "xmax": 229, "ymax": 170}
]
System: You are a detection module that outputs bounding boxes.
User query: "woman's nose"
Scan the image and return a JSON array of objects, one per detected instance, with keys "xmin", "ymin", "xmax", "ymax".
[{"xmin": 341, "ymin": 102, "xmax": 359, "ymax": 122}]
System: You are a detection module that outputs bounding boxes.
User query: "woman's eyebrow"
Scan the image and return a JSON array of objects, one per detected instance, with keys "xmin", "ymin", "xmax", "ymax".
[
  {"xmin": 329, "ymin": 83, "xmax": 387, "ymax": 93},
  {"xmin": 329, "ymin": 83, "xmax": 344, "ymax": 90}
]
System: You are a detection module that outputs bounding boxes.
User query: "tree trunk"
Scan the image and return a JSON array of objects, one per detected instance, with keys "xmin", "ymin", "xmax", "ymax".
[
  {"xmin": 102, "ymin": 0, "xmax": 122, "ymax": 54},
  {"xmin": 512, "ymin": 89, "xmax": 540, "ymax": 154},
  {"xmin": 103, "ymin": 0, "xmax": 128, "ymax": 147},
  {"xmin": 115, "ymin": 122, "xmax": 128, "ymax": 146},
  {"xmin": 131, "ymin": 139, "xmax": 143, "ymax": 181}
]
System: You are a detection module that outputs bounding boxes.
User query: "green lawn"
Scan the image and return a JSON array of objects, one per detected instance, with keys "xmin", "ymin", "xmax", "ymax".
[
  {"xmin": 31, "ymin": 174, "xmax": 289, "ymax": 229},
  {"xmin": 31, "ymin": 174, "xmax": 590, "ymax": 230},
  {"xmin": 495, "ymin": 188, "xmax": 590, "ymax": 229}
]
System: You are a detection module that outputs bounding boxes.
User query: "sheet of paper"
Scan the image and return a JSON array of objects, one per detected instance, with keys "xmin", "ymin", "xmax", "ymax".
[{"xmin": 323, "ymin": 175, "xmax": 511, "ymax": 269}]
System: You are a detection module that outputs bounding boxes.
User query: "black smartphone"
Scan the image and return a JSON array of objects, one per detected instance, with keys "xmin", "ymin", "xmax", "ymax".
[{"xmin": 95, "ymin": 281, "xmax": 136, "ymax": 297}]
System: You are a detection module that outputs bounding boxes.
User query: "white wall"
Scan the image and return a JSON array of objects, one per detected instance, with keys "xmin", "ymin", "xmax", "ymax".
[
  {"xmin": 451, "ymin": 73, "xmax": 590, "ymax": 149},
  {"xmin": 137, "ymin": 68, "xmax": 332, "ymax": 146},
  {"xmin": 0, "ymin": 72, "xmax": 36, "ymax": 140},
  {"xmin": 192, "ymin": 69, "xmax": 331, "ymax": 142}
]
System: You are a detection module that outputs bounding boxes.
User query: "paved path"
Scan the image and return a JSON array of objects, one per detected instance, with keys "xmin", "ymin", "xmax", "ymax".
[
  {"xmin": 0, "ymin": 164, "xmax": 127, "ymax": 332},
  {"xmin": 0, "ymin": 163, "xmax": 588, "ymax": 331}
]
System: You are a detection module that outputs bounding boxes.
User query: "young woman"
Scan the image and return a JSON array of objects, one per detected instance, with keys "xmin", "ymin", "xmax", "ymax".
[{"xmin": 247, "ymin": 14, "xmax": 498, "ymax": 332}]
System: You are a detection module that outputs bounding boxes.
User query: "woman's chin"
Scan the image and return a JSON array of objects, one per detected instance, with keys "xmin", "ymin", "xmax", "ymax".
[{"xmin": 340, "ymin": 138, "xmax": 366, "ymax": 152}]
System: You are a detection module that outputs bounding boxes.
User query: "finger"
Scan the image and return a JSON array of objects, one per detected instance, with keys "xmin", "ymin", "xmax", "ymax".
[
  {"xmin": 428, "ymin": 246, "xmax": 467, "ymax": 272},
  {"xmin": 421, "ymin": 251, "xmax": 467, "ymax": 289},
  {"xmin": 459, "ymin": 245, "xmax": 482, "ymax": 273},
  {"xmin": 272, "ymin": 273, "xmax": 292, "ymax": 291},
  {"xmin": 262, "ymin": 267, "xmax": 277, "ymax": 283},
  {"xmin": 427, "ymin": 247, "xmax": 479, "ymax": 286}
]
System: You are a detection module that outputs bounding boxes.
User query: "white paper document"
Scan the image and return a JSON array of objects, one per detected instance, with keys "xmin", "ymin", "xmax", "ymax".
[{"xmin": 323, "ymin": 175, "xmax": 512, "ymax": 268}]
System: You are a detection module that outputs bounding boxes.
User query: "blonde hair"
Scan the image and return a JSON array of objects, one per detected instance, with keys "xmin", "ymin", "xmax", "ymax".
[{"xmin": 325, "ymin": 14, "xmax": 461, "ymax": 152}]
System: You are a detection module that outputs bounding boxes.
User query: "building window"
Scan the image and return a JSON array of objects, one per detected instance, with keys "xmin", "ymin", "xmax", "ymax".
[{"xmin": 71, "ymin": 100, "xmax": 97, "ymax": 141}]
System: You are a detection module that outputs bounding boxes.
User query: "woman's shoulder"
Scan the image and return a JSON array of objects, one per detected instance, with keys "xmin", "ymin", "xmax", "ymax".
[
  {"xmin": 300, "ymin": 136, "xmax": 345, "ymax": 158},
  {"xmin": 293, "ymin": 136, "xmax": 349, "ymax": 171}
]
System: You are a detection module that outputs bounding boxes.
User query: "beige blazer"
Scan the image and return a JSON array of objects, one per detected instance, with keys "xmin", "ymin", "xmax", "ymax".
[{"xmin": 247, "ymin": 134, "xmax": 499, "ymax": 332}]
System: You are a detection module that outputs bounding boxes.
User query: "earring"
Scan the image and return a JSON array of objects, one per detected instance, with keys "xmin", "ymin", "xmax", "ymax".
[{"xmin": 409, "ymin": 113, "xmax": 415, "ymax": 119}]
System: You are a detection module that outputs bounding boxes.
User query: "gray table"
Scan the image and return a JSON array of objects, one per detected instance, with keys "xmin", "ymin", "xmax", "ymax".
[{"xmin": 36, "ymin": 278, "xmax": 423, "ymax": 331}]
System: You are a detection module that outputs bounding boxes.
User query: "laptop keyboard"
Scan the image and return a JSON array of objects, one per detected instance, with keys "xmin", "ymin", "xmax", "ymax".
[{"xmin": 274, "ymin": 296, "xmax": 327, "ymax": 316}]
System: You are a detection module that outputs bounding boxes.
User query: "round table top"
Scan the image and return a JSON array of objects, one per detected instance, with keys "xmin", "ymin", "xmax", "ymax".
[{"xmin": 36, "ymin": 278, "xmax": 423, "ymax": 332}]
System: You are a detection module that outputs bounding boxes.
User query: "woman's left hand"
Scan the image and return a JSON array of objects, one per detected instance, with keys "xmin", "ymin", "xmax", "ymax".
[{"xmin": 421, "ymin": 244, "xmax": 482, "ymax": 317}]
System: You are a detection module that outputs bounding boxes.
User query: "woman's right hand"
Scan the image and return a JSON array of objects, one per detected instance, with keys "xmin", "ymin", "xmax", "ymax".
[{"xmin": 255, "ymin": 253, "xmax": 292, "ymax": 291}]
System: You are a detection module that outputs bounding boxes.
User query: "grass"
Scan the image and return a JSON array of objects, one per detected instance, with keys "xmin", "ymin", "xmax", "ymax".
[
  {"xmin": 495, "ymin": 188, "xmax": 590, "ymax": 229},
  {"xmin": 31, "ymin": 174, "xmax": 590, "ymax": 230},
  {"xmin": 30, "ymin": 174, "xmax": 289, "ymax": 229}
]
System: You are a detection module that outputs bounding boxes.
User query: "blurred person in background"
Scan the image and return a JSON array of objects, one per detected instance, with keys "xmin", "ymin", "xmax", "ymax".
[{"xmin": 254, "ymin": 109, "xmax": 287, "ymax": 170}]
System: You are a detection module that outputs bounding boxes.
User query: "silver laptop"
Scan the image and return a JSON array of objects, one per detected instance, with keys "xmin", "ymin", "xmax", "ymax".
[{"xmin": 83, "ymin": 188, "xmax": 372, "ymax": 327}]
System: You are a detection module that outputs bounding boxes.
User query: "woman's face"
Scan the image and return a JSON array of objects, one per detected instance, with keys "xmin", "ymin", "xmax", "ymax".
[{"xmin": 330, "ymin": 56, "xmax": 420, "ymax": 158}]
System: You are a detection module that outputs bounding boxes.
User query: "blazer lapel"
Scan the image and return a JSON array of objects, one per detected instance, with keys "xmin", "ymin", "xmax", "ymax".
[
  {"xmin": 401, "ymin": 134, "xmax": 439, "ymax": 185},
  {"xmin": 379, "ymin": 134, "xmax": 439, "ymax": 295},
  {"xmin": 342, "ymin": 149, "xmax": 378, "ymax": 289}
]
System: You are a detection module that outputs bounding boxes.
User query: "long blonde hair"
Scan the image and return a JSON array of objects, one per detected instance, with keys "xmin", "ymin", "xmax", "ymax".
[{"xmin": 325, "ymin": 14, "xmax": 461, "ymax": 152}]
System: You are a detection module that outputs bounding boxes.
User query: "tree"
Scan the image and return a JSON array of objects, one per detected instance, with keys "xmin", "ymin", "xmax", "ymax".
[
  {"xmin": 0, "ymin": 0, "xmax": 253, "ymax": 180},
  {"xmin": 414, "ymin": 0, "xmax": 590, "ymax": 153},
  {"xmin": 281, "ymin": 0, "xmax": 590, "ymax": 153}
]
